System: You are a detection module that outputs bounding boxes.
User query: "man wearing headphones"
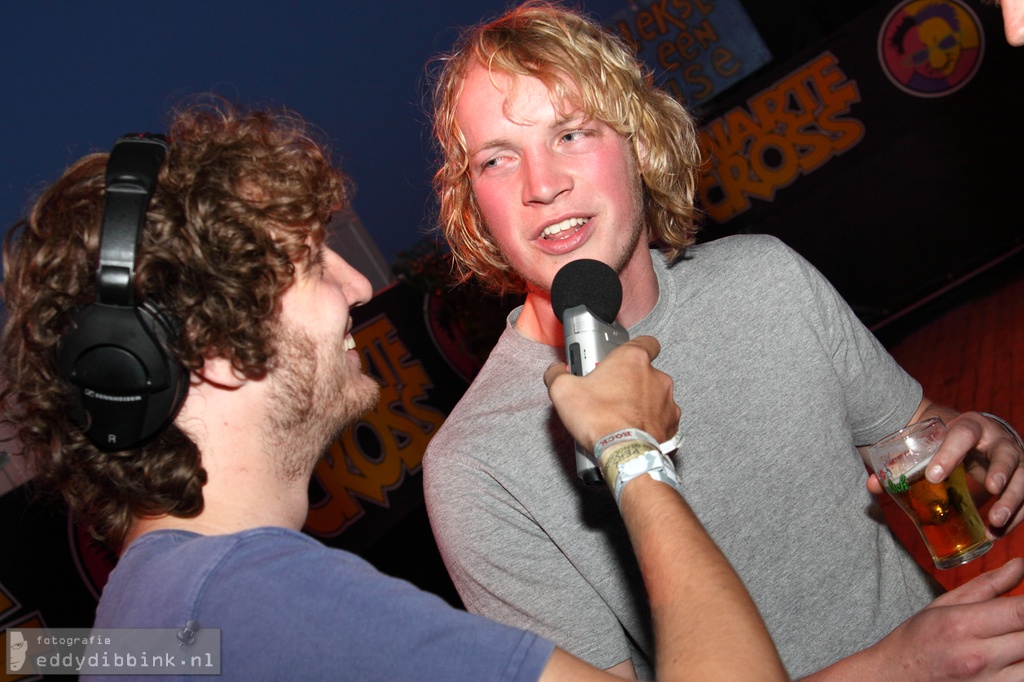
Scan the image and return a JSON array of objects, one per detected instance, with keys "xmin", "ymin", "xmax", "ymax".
[{"xmin": 0, "ymin": 100, "xmax": 792, "ymax": 680}]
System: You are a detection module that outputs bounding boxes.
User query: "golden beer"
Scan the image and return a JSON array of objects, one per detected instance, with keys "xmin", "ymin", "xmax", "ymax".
[
  {"xmin": 883, "ymin": 461, "xmax": 992, "ymax": 569},
  {"xmin": 870, "ymin": 417, "xmax": 992, "ymax": 569}
]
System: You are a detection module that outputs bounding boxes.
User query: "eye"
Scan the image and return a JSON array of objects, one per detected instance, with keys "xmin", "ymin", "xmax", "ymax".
[
  {"xmin": 558, "ymin": 122, "xmax": 602, "ymax": 149},
  {"xmin": 476, "ymin": 151, "xmax": 515, "ymax": 176},
  {"xmin": 480, "ymin": 154, "xmax": 507, "ymax": 171}
]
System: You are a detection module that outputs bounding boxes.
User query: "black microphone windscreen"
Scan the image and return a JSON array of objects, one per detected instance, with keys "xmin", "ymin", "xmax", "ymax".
[{"xmin": 550, "ymin": 259, "xmax": 622, "ymax": 324}]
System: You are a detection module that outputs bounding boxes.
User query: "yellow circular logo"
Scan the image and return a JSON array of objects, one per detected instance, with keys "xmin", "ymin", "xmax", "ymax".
[{"xmin": 878, "ymin": 0, "xmax": 984, "ymax": 97}]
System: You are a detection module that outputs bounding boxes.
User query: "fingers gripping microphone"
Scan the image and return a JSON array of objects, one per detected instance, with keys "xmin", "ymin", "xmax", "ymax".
[{"xmin": 550, "ymin": 259, "xmax": 629, "ymax": 484}]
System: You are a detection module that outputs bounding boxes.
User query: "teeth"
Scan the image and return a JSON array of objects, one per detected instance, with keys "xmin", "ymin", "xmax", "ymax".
[
  {"xmin": 343, "ymin": 336, "xmax": 356, "ymax": 351},
  {"xmin": 542, "ymin": 217, "xmax": 588, "ymax": 239}
]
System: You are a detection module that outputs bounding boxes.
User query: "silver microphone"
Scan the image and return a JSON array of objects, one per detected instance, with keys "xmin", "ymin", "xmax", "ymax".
[{"xmin": 550, "ymin": 259, "xmax": 628, "ymax": 484}]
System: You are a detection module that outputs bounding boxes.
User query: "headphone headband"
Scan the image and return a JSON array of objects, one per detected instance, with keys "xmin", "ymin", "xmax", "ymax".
[{"xmin": 97, "ymin": 135, "xmax": 168, "ymax": 306}]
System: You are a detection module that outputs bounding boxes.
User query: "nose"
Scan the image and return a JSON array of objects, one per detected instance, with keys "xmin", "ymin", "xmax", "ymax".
[
  {"xmin": 521, "ymin": 149, "xmax": 572, "ymax": 205},
  {"xmin": 327, "ymin": 249, "xmax": 373, "ymax": 307}
]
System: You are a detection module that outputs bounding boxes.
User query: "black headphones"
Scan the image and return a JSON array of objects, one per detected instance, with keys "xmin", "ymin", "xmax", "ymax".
[{"xmin": 57, "ymin": 134, "xmax": 188, "ymax": 452}]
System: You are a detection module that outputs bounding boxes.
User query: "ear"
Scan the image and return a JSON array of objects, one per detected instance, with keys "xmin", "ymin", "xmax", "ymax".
[{"xmin": 195, "ymin": 356, "xmax": 248, "ymax": 389}]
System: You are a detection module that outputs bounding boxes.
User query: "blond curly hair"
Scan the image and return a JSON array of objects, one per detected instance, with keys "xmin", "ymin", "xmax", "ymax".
[{"xmin": 430, "ymin": 1, "xmax": 702, "ymax": 294}]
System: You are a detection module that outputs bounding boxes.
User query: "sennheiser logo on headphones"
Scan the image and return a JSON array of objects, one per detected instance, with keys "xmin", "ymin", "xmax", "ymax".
[{"xmin": 84, "ymin": 389, "xmax": 143, "ymax": 403}]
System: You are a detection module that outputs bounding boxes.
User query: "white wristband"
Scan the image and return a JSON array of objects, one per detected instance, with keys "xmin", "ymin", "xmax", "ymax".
[
  {"xmin": 593, "ymin": 428, "xmax": 661, "ymax": 462},
  {"xmin": 595, "ymin": 430, "xmax": 681, "ymax": 505}
]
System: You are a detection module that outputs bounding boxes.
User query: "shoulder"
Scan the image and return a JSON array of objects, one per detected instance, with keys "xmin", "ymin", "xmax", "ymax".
[
  {"xmin": 104, "ymin": 530, "xmax": 555, "ymax": 681},
  {"xmin": 666, "ymin": 235, "xmax": 816, "ymax": 301},
  {"xmin": 126, "ymin": 526, "xmax": 327, "ymax": 562},
  {"xmin": 111, "ymin": 528, "xmax": 377, "ymax": 600},
  {"xmin": 97, "ymin": 528, "xmax": 343, "ymax": 629},
  {"xmin": 425, "ymin": 329, "xmax": 559, "ymax": 461},
  {"xmin": 680, "ymin": 234, "xmax": 802, "ymax": 271}
]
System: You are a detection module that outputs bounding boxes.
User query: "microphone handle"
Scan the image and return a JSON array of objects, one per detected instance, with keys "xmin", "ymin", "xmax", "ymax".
[{"xmin": 562, "ymin": 305, "xmax": 629, "ymax": 484}]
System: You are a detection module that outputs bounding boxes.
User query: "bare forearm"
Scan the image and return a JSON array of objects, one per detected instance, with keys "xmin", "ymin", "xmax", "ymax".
[
  {"xmin": 544, "ymin": 339, "xmax": 789, "ymax": 680},
  {"xmin": 792, "ymin": 649, "xmax": 879, "ymax": 682},
  {"xmin": 619, "ymin": 475, "xmax": 789, "ymax": 682},
  {"xmin": 792, "ymin": 558, "xmax": 1024, "ymax": 682}
]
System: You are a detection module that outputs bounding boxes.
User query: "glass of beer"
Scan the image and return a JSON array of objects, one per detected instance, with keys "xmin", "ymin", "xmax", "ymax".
[{"xmin": 868, "ymin": 417, "xmax": 992, "ymax": 569}]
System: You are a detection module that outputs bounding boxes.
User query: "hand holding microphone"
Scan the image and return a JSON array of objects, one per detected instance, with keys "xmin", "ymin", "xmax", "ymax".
[
  {"xmin": 550, "ymin": 259, "xmax": 631, "ymax": 483},
  {"xmin": 543, "ymin": 334, "xmax": 680, "ymax": 449},
  {"xmin": 549, "ymin": 259, "xmax": 682, "ymax": 484}
]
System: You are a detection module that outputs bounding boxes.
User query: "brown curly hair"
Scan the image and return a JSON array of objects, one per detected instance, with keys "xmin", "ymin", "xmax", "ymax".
[
  {"xmin": 430, "ymin": 1, "xmax": 703, "ymax": 295},
  {"xmin": 0, "ymin": 98, "xmax": 347, "ymax": 550}
]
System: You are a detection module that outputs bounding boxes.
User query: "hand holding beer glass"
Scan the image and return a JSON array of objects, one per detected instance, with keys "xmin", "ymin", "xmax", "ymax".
[{"xmin": 868, "ymin": 417, "xmax": 993, "ymax": 569}]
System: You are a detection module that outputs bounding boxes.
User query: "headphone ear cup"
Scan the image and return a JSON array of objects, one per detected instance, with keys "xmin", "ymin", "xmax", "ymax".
[
  {"xmin": 56, "ymin": 133, "xmax": 181, "ymax": 452},
  {"xmin": 57, "ymin": 301, "xmax": 187, "ymax": 452}
]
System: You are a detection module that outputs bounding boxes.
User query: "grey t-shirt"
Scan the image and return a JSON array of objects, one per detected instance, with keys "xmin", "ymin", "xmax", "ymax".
[{"xmin": 424, "ymin": 235, "xmax": 938, "ymax": 679}]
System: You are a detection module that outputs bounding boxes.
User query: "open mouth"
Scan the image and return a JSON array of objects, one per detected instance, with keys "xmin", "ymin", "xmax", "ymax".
[
  {"xmin": 343, "ymin": 336, "xmax": 357, "ymax": 351},
  {"xmin": 541, "ymin": 217, "xmax": 589, "ymax": 240}
]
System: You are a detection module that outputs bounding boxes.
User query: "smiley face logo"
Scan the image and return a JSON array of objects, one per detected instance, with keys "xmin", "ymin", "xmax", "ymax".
[{"xmin": 878, "ymin": 0, "xmax": 984, "ymax": 97}]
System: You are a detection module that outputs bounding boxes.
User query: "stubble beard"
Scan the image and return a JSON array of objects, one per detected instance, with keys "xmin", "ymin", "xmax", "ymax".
[{"xmin": 264, "ymin": 325, "xmax": 380, "ymax": 482}]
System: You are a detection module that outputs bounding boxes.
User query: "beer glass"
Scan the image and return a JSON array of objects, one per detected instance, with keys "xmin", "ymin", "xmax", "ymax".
[{"xmin": 868, "ymin": 417, "xmax": 992, "ymax": 569}]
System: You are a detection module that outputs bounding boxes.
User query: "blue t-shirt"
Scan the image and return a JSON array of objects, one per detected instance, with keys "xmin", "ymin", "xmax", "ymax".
[{"xmin": 87, "ymin": 527, "xmax": 554, "ymax": 681}]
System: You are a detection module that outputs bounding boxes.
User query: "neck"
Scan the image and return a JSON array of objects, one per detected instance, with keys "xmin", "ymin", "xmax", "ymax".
[
  {"xmin": 122, "ymin": 458, "xmax": 312, "ymax": 553},
  {"xmin": 122, "ymin": 374, "xmax": 314, "ymax": 553},
  {"xmin": 515, "ymin": 247, "xmax": 659, "ymax": 346}
]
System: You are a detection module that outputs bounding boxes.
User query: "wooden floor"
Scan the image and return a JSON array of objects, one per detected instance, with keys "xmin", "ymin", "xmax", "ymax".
[{"xmin": 878, "ymin": 260, "xmax": 1024, "ymax": 597}]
